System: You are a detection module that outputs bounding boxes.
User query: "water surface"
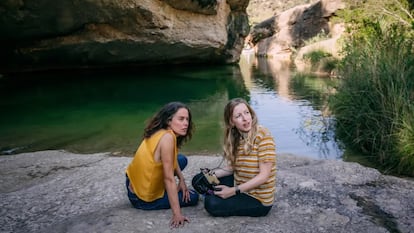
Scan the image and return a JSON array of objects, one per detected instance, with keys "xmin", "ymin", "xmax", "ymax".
[{"xmin": 0, "ymin": 53, "xmax": 343, "ymax": 159}]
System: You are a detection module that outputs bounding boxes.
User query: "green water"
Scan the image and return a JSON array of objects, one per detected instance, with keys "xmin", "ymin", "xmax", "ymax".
[
  {"xmin": 0, "ymin": 54, "xmax": 343, "ymax": 159},
  {"xmin": 0, "ymin": 65, "xmax": 246, "ymax": 156}
]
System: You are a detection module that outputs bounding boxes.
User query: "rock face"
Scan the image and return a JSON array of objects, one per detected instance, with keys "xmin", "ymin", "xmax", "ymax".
[
  {"xmin": 246, "ymin": 0, "xmax": 309, "ymax": 25},
  {"xmin": 1, "ymin": 150, "xmax": 413, "ymax": 233},
  {"xmin": 248, "ymin": 0, "xmax": 345, "ymax": 58},
  {"xmin": 0, "ymin": 0, "xmax": 249, "ymax": 72}
]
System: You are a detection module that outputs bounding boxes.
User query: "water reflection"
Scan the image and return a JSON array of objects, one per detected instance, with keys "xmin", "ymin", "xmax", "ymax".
[
  {"xmin": 239, "ymin": 51, "xmax": 343, "ymax": 159},
  {"xmin": 0, "ymin": 58, "xmax": 343, "ymax": 159}
]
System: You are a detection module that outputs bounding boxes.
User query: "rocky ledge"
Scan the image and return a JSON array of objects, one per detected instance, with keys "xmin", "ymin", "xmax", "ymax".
[
  {"xmin": 0, "ymin": 150, "xmax": 413, "ymax": 233},
  {"xmin": 0, "ymin": 0, "xmax": 249, "ymax": 72}
]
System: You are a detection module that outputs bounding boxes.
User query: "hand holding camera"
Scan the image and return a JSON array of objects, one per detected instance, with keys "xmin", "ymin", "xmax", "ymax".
[{"xmin": 191, "ymin": 168, "xmax": 220, "ymax": 195}]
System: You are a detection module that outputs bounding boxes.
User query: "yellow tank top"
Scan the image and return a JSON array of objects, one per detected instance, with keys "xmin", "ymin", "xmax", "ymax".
[{"xmin": 126, "ymin": 129, "xmax": 178, "ymax": 202}]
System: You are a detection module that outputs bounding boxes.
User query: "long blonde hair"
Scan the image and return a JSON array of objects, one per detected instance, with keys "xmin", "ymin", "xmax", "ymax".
[{"xmin": 223, "ymin": 98, "xmax": 258, "ymax": 167}]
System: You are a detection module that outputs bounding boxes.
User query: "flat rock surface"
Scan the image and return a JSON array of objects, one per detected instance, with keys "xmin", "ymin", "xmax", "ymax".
[{"xmin": 1, "ymin": 150, "xmax": 413, "ymax": 233}]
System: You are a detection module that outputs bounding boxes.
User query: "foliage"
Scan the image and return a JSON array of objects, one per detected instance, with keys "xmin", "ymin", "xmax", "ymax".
[
  {"xmin": 303, "ymin": 29, "xmax": 330, "ymax": 46},
  {"xmin": 303, "ymin": 50, "xmax": 331, "ymax": 66},
  {"xmin": 320, "ymin": 57, "xmax": 338, "ymax": 73},
  {"xmin": 330, "ymin": 20, "xmax": 414, "ymax": 176},
  {"xmin": 396, "ymin": 111, "xmax": 414, "ymax": 174},
  {"xmin": 302, "ymin": 50, "xmax": 338, "ymax": 73},
  {"xmin": 338, "ymin": 0, "xmax": 414, "ymax": 28}
]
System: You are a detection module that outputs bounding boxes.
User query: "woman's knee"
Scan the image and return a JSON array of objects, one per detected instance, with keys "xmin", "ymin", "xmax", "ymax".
[
  {"xmin": 188, "ymin": 191, "xmax": 200, "ymax": 206},
  {"xmin": 177, "ymin": 154, "xmax": 188, "ymax": 170},
  {"xmin": 204, "ymin": 196, "xmax": 226, "ymax": 217}
]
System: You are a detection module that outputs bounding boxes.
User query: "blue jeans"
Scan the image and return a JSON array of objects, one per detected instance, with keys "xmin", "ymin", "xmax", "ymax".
[
  {"xmin": 204, "ymin": 175, "xmax": 272, "ymax": 217},
  {"xmin": 126, "ymin": 154, "xmax": 199, "ymax": 210}
]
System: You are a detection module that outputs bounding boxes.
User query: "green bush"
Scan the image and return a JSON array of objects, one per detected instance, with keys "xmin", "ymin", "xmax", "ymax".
[
  {"xmin": 330, "ymin": 23, "xmax": 414, "ymax": 176},
  {"xmin": 304, "ymin": 29, "xmax": 330, "ymax": 45},
  {"xmin": 303, "ymin": 50, "xmax": 339, "ymax": 74},
  {"xmin": 303, "ymin": 50, "xmax": 332, "ymax": 66},
  {"xmin": 396, "ymin": 111, "xmax": 414, "ymax": 174}
]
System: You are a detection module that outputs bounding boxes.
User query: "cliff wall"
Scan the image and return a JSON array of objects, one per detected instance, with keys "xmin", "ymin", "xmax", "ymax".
[{"xmin": 0, "ymin": 0, "xmax": 249, "ymax": 72}]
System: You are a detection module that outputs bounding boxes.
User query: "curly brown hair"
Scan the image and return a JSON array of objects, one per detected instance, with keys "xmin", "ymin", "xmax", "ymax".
[{"xmin": 143, "ymin": 102, "xmax": 194, "ymax": 148}]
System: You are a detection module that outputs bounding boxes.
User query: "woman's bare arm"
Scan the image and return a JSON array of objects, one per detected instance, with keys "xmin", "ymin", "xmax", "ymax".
[
  {"xmin": 213, "ymin": 161, "xmax": 273, "ymax": 199},
  {"xmin": 212, "ymin": 165, "xmax": 233, "ymax": 178},
  {"xmin": 159, "ymin": 133, "xmax": 188, "ymax": 227}
]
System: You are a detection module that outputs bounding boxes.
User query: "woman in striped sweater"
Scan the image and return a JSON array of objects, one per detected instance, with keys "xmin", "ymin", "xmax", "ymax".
[{"xmin": 204, "ymin": 98, "xmax": 276, "ymax": 217}]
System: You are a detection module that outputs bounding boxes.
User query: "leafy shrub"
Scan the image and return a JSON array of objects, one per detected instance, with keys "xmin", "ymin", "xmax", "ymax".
[
  {"xmin": 303, "ymin": 50, "xmax": 332, "ymax": 66},
  {"xmin": 330, "ymin": 22, "xmax": 414, "ymax": 176}
]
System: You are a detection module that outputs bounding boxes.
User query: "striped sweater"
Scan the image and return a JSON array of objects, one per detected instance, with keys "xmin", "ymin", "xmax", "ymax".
[{"xmin": 234, "ymin": 125, "xmax": 276, "ymax": 206}]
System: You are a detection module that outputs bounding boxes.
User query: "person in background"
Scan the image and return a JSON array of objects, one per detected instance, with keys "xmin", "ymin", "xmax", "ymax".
[
  {"xmin": 125, "ymin": 102, "xmax": 199, "ymax": 228},
  {"xmin": 203, "ymin": 97, "xmax": 276, "ymax": 217}
]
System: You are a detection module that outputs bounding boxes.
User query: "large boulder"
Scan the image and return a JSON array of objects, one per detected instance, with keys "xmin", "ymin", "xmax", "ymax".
[
  {"xmin": 0, "ymin": 0, "xmax": 250, "ymax": 72},
  {"xmin": 1, "ymin": 150, "xmax": 413, "ymax": 233},
  {"xmin": 247, "ymin": 0, "xmax": 345, "ymax": 59}
]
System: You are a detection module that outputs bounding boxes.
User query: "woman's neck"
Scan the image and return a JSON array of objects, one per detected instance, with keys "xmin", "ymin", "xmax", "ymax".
[{"xmin": 240, "ymin": 131, "xmax": 249, "ymax": 140}]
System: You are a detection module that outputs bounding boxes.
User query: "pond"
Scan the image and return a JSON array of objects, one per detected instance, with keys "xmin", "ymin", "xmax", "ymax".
[{"xmin": 0, "ymin": 51, "xmax": 343, "ymax": 159}]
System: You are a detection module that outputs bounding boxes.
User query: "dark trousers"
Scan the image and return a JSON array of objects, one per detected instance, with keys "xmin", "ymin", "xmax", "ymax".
[
  {"xmin": 204, "ymin": 175, "xmax": 272, "ymax": 217},
  {"xmin": 126, "ymin": 154, "xmax": 199, "ymax": 210}
]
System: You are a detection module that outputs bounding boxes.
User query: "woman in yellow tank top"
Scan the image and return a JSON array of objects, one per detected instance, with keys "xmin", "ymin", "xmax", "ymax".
[{"xmin": 125, "ymin": 102, "xmax": 199, "ymax": 228}]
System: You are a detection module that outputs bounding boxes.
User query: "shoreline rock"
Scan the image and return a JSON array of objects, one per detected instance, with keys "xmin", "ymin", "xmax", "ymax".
[{"xmin": 0, "ymin": 150, "xmax": 413, "ymax": 233}]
